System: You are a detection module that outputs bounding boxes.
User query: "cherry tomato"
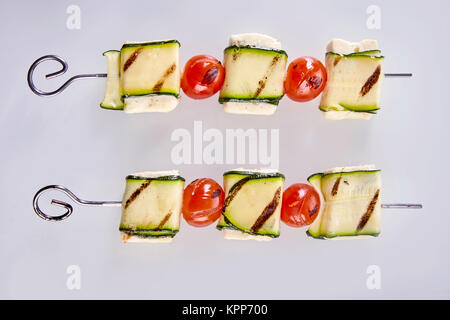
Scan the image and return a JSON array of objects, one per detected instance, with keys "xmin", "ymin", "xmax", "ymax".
[
  {"xmin": 281, "ymin": 183, "xmax": 321, "ymax": 227},
  {"xmin": 284, "ymin": 56, "xmax": 327, "ymax": 102},
  {"xmin": 182, "ymin": 178, "xmax": 224, "ymax": 227},
  {"xmin": 181, "ymin": 55, "xmax": 225, "ymax": 99}
]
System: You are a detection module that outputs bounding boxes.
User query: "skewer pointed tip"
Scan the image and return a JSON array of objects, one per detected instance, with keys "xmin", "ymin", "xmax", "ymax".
[{"xmin": 384, "ymin": 73, "xmax": 413, "ymax": 77}]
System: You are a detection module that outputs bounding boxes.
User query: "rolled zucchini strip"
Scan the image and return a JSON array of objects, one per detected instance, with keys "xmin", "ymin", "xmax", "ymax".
[
  {"xmin": 217, "ymin": 168, "xmax": 284, "ymax": 241},
  {"xmin": 219, "ymin": 33, "xmax": 287, "ymax": 115},
  {"xmin": 100, "ymin": 40, "xmax": 181, "ymax": 113},
  {"xmin": 119, "ymin": 170, "xmax": 185, "ymax": 243},
  {"xmin": 307, "ymin": 165, "xmax": 382, "ymax": 239},
  {"xmin": 100, "ymin": 50, "xmax": 124, "ymax": 110},
  {"xmin": 319, "ymin": 39, "xmax": 384, "ymax": 120}
]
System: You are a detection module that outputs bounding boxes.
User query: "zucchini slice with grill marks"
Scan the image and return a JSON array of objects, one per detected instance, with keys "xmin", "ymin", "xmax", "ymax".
[
  {"xmin": 120, "ymin": 171, "xmax": 185, "ymax": 243},
  {"xmin": 100, "ymin": 50, "xmax": 124, "ymax": 110},
  {"xmin": 217, "ymin": 169, "xmax": 284, "ymax": 240},
  {"xmin": 319, "ymin": 39, "xmax": 384, "ymax": 120},
  {"xmin": 120, "ymin": 40, "xmax": 181, "ymax": 113},
  {"xmin": 307, "ymin": 165, "xmax": 382, "ymax": 239},
  {"xmin": 219, "ymin": 33, "xmax": 287, "ymax": 115}
]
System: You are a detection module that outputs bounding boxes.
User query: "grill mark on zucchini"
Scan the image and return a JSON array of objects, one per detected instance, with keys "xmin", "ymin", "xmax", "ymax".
[
  {"xmin": 254, "ymin": 55, "xmax": 281, "ymax": 98},
  {"xmin": 156, "ymin": 210, "xmax": 172, "ymax": 229},
  {"xmin": 334, "ymin": 56, "xmax": 341, "ymax": 66},
  {"xmin": 356, "ymin": 189, "xmax": 380, "ymax": 232},
  {"xmin": 251, "ymin": 187, "xmax": 281, "ymax": 232},
  {"xmin": 123, "ymin": 48, "xmax": 143, "ymax": 72},
  {"xmin": 360, "ymin": 65, "xmax": 381, "ymax": 97},
  {"xmin": 223, "ymin": 176, "xmax": 252, "ymax": 209},
  {"xmin": 331, "ymin": 175, "xmax": 342, "ymax": 196},
  {"xmin": 153, "ymin": 63, "xmax": 177, "ymax": 92},
  {"xmin": 232, "ymin": 50, "xmax": 240, "ymax": 61},
  {"xmin": 124, "ymin": 180, "xmax": 151, "ymax": 209}
]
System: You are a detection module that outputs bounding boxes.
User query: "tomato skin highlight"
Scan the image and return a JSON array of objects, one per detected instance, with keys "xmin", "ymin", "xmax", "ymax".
[
  {"xmin": 281, "ymin": 183, "xmax": 321, "ymax": 227},
  {"xmin": 181, "ymin": 55, "xmax": 225, "ymax": 99},
  {"xmin": 284, "ymin": 56, "xmax": 327, "ymax": 102},
  {"xmin": 182, "ymin": 178, "xmax": 224, "ymax": 227}
]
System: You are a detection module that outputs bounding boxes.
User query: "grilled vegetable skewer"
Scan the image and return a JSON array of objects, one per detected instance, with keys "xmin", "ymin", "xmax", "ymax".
[
  {"xmin": 32, "ymin": 168, "xmax": 422, "ymax": 242},
  {"xmin": 28, "ymin": 37, "xmax": 411, "ymax": 117}
]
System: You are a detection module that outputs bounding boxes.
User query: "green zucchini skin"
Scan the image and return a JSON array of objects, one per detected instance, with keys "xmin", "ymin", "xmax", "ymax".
[
  {"xmin": 221, "ymin": 215, "xmax": 280, "ymax": 238},
  {"xmin": 120, "ymin": 229, "xmax": 177, "ymax": 239},
  {"xmin": 219, "ymin": 96, "xmax": 282, "ymax": 106},
  {"xmin": 319, "ymin": 106, "xmax": 379, "ymax": 114},
  {"xmin": 307, "ymin": 172, "xmax": 324, "ymax": 181},
  {"xmin": 102, "ymin": 49, "xmax": 120, "ymax": 55},
  {"xmin": 125, "ymin": 175, "xmax": 185, "ymax": 182},
  {"xmin": 346, "ymin": 50, "xmax": 381, "ymax": 57},
  {"xmin": 224, "ymin": 45, "xmax": 287, "ymax": 57},
  {"xmin": 119, "ymin": 226, "xmax": 179, "ymax": 232},
  {"xmin": 121, "ymin": 40, "xmax": 180, "ymax": 49},
  {"xmin": 326, "ymin": 52, "xmax": 384, "ymax": 59},
  {"xmin": 306, "ymin": 229, "xmax": 380, "ymax": 239},
  {"xmin": 321, "ymin": 169, "xmax": 381, "ymax": 179},
  {"xmin": 123, "ymin": 92, "xmax": 180, "ymax": 99},
  {"xmin": 99, "ymin": 104, "xmax": 124, "ymax": 111},
  {"xmin": 223, "ymin": 171, "xmax": 285, "ymax": 180}
]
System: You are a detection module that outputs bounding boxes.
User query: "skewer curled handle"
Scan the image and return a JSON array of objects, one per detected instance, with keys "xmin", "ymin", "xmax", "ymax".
[
  {"xmin": 32, "ymin": 185, "xmax": 121, "ymax": 222},
  {"xmin": 27, "ymin": 55, "xmax": 106, "ymax": 97},
  {"xmin": 33, "ymin": 185, "xmax": 75, "ymax": 221}
]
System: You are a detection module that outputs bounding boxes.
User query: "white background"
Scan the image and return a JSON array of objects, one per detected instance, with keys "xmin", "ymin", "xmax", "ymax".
[{"xmin": 0, "ymin": 0, "xmax": 449, "ymax": 299}]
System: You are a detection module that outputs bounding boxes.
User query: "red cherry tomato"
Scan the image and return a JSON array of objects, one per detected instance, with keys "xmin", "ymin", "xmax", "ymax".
[
  {"xmin": 284, "ymin": 56, "xmax": 327, "ymax": 102},
  {"xmin": 181, "ymin": 55, "xmax": 225, "ymax": 99},
  {"xmin": 281, "ymin": 183, "xmax": 321, "ymax": 227},
  {"xmin": 182, "ymin": 178, "xmax": 224, "ymax": 227}
]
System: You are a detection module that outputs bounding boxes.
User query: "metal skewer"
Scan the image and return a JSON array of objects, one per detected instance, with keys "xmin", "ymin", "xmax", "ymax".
[
  {"xmin": 384, "ymin": 73, "xmax": 413, "ymax": 77},
  {"xmin": 27, "ymin": 55, "xmax": 106, "ymax": 97},
  {"xmin": 32, "ymin": 185, "xmax": 422, "ymax": 222},
  {"xmin": 27, "ymin": 55, "xmax": 413, "ymax": 97},
  {"xmin": 33, "ymin": 185, "xmax": 121, "ymax": 221}
]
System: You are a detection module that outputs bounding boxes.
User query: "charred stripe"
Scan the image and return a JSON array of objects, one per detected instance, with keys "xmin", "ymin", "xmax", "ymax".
[
  {"xmin": 124, "ymin": 180, "xmax": 151, "ymax": 209},
  {"xmin": 356, "ymin": 189, "xmax": 380, "ymax": 232},
  {"xmin": 331, "ymin": 176, "xmax": 342, "ymax": 196},
  {"xmin": 123, "ymin": 47, "xmax": 143, "ymax": 72},
  {"xmin": 254, "ymin": 55, "xmax": 281, "ymax": 98},
  {"xmin": 251, "ymin": 187, "xmax": 281, "ymax": 232},
  {"xmin": 223, "ymin": 176, "xmax": 252, "ymax": 209},
  {"xmin": 156, "ymin": 210, "xmax": 173, "ymax": 229},
  {"xmin": 360, "ymin": 65, "xmax": 381, "ymax": 97},
  {"xmin": 153, "ymin": 63, "xmax": 177, "ymax": 92}
]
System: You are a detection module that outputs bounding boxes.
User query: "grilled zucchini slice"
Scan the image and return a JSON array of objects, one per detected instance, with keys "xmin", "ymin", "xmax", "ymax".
[
  {"xmin": 120, "ymin": 171, "xmax": 185, "ymax": 243},
  {"xmin": 319, "ymin": 39, "xmax": 384, "ymax": 120},
  {"xmin": 307, "ymin": 165, "xmax": 382, "ymax": 239},
  {"xmin": 219, "ymin": 33, "xmax": 287, "ymax": 115},
  {"xmin": 217, "ymin": 169, "xmax": 284, "ymax": 240}
]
